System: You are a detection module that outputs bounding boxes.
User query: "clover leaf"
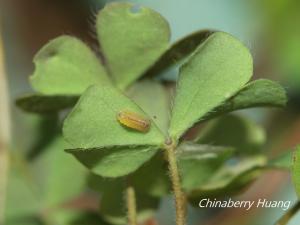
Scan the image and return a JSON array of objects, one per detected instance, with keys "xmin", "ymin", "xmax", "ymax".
[
  {"xmin": 96, "ymin": 2, "xmax": 170, "ymax": 89},
  {"xmin": 63, "ymin": 85, "xmax": 165, "ymax": 148},
  {"xmin": 30, "ymin": 36, "xmax": 110, "ymax": 95},
  {"xmin": 63, "ymin": 85, "xmax": 165, "ymax": 177},
  {"xmin": 168, "ymin": 32, "xmax": 253, "ymax": 140}
]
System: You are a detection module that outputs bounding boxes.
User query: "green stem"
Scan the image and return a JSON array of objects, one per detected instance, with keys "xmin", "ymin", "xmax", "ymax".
[
  {"xmin": 126, "ymin": 181, "xmax": 137, "ymax": 225},
  {"xmin": 165, "ymin": 143, "xmax": 186, "ymax": 225},
  {"xmin": 275, "ymin": 201, "xmax": 300, "ymax": 225}
]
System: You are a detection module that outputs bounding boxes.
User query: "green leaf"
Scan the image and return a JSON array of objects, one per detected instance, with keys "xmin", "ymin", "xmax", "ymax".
[
  {"xmin": 96, "ymin": 2, "xmax": 170, "ymax": 89},
  {"xmin": 187, "ymin": 155, "xmax": 267, "ymax": 203},
  {"xmin": 169, "ymin": 32, "xmax": 253, "ymax": 139},
  {"xmin": 25, "ymin": 114, "xmax": 59, "ymax": 160},
  {"xmin": 196, "ymin": 114, "xmax": 266, "ymax": 155},
  {"xmin": 178, "ymin": 143, "xmax": 235, "ymax": 191},
  {"xmin": 87, "ymin": 152, "xmax": 170, "ymax": 197},
  {"xmin": 33, "ymin": 136, "xmax": 86, "ymax": 207},
  {"xmin": 143, "ymin": 30, "xmax": 214, "ymax": 77},
  {"xmin": 30, "ymin": 35, "xmax": 110, "ymax": 95},
  {"xmin": 88, "ymin": 177, "xmax": 159, "ymax": 225},
  {"xmin": 63, "ymin": 85, "xmax": 165, "ymax": 148},
  {"xmin": 16, "ymin": 94, "xmax": 78, "ymax": 114},
  {"xmin": 177, "ymin": 142, "xmax": 235, "ymax": 160},
  {"xmin": 203, "ymin": 79, "xmax": 287, "ymax": 121},
  {"xmin": 268, "ymin": 151, "xmax": 293, "ymax": 170},
  {"xmin": 127, "ymin": 80, "xmax": 170, "ymax": 135},
  {"xmin": 5, "ymin": 217, "xmax": 44, "ymax": 225},
  {"xmin": 131, "ymin": 152, "xmax": 170, "ymax": 197},
  {"xmin": 5, "ymin": 157, "xmax": 41, "ymax": 221},
  {"xmin": 66, "ymin": 145, "xmax": 158, "ymax": 178},
  {"xmin": 292, "ymin": 146, "xmax": 300, "ymax": 197}
]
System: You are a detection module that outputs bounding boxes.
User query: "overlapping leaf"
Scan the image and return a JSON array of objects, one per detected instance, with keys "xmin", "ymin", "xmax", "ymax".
[
  {"xmin": 202, "ymin": 79, "xmax": 287, "ymax": 121},
  {"xmin": 169, "ymin": 32, "xmax": 253, "ymax": 140},
  {"xmin": 187, "ymin": 155, "xmax": 267, "ymax": 204},
  {"xmin": 188, "ymin": 151, "xmax": 294, "ymax": 202},
  {"xmin": 16, "ymin": 94, "xmax": 78, "ymax": 114},
  {"xmin": 143, "ymin": 30, "xmax": 214, "ymax": 77},
  {"xmin": 197, "ymin": 114, "xmax": 266, "ymax": 154},
  {"xmin": 178, "ymin": 143, "xmax": 235, "ymax": 191}
]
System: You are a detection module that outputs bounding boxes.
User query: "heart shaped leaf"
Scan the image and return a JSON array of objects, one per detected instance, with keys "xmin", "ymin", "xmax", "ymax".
[
  {"xmin": 63, "ymin": 85, "xmax": 165, "ymax": 148},
  {"xmin": 96, "ymin": 2, "xmax": 170, "ymax": 89},
  {"xmin": 169, "ymin": 32, "xmax": 253, "ymax": 140},
  {"xmin": 30, "ymin": 35, "xmax": 110, "ymax": 95}
]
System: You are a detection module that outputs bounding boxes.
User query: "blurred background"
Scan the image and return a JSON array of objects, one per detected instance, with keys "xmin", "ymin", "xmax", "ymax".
[{"xmin": 0, "ymin": 0, "xmax": 300, "ymax": 225}]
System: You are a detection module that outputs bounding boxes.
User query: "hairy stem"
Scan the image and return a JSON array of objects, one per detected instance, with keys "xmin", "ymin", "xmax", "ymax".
[
  {"xmin": 126, "ymin": 181, "xmax": 137, "ymax": 225},
  {"xmin": 275, "ymin": 201, "xmax": 300, "ymax": 225},
  {"xmin": 165, "ymin": 143, "xmax": 186, "ymax": 225}
]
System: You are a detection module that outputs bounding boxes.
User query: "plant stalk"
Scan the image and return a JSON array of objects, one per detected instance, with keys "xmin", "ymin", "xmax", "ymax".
[
  {"xmin": 126, "ymin": 181, "xmax": 137, "ymax": 225},
  {"xmin": 0, "ymin": 25, "xmax": 11, "ymax": 224},
  {"xmin": 165, "ymin": 143, "xmax": 186, "ymax": 225},
  {"xmin": 275, "ymin": 201, "xmax": 300, "ymax": 225}
]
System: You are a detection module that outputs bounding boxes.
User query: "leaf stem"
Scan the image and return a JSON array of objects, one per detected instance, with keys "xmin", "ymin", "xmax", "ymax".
[
  {"xmin": 275, "ymin": 201, "xmax": 300, "ymax": 225},
  {"xmin": 126, "ymin": 180, "xmax": 137, "ymax": 225},
  {"xmin": 165, "ymin": 142, "xmax": 186, "ymax": 225}
]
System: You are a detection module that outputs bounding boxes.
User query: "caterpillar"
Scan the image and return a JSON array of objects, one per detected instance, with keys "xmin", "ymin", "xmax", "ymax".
[{"xmin": 117, "ymin": 110, "xmax": 150, "ymax": 132}]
